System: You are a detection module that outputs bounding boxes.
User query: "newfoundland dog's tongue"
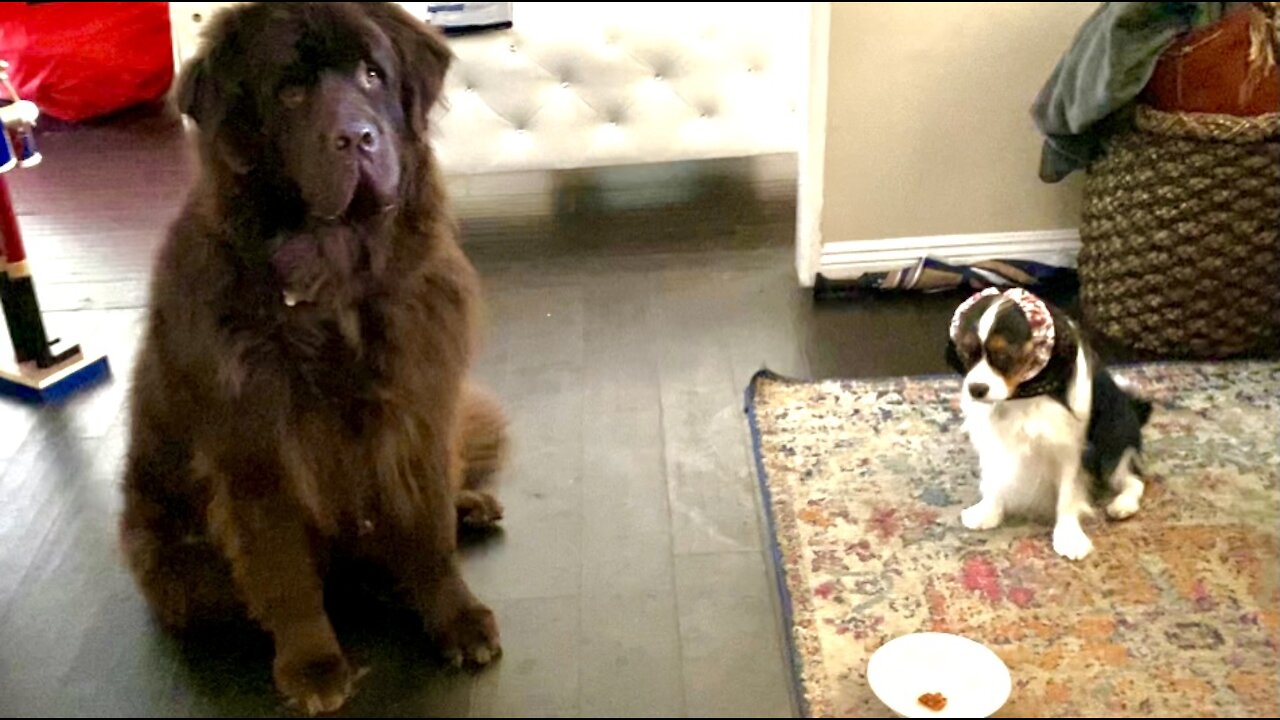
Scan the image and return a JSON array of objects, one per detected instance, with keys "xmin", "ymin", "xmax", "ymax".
[
  {"xmin": 270, "ymin": 224, "xmax": 365, "ymax": 306},
  {"xmin": 271, "ymin": 235, "xmax": 319, "ymax": 281}
]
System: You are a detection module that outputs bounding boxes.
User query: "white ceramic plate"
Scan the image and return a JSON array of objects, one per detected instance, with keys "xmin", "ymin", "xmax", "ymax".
[{"xmin": 866, "ymin": 632, "xmax": 1012, "ymax": 718}]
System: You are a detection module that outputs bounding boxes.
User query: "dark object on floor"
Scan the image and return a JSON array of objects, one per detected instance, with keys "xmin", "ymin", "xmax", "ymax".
[{"xmin": 813, "ymin": 258, "xmax": 1076, "ymax": 302}]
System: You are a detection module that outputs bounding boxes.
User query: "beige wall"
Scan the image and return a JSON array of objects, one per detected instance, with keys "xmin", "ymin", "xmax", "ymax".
[{"xmin": 818, "ymin": 2, "xmax": 1097, "ymax": 244}]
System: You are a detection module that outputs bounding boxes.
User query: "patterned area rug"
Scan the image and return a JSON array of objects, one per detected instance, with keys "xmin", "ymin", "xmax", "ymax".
[{"xmin": 746, "ymin": 362, "xmax": 1280, "ymax": 718}]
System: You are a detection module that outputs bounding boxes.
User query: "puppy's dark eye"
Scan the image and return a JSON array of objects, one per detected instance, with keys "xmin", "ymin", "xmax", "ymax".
[
  {"xmin": 361, "ymin": 63, "xmax": 385, "ymax": 89},
  {"xmin": 988, "ymin": 349, "xmax": 1015, "ymax": 372},
  {"xmin": 279, "ymin": 86, "xmax": 306, "ymax": 108}
]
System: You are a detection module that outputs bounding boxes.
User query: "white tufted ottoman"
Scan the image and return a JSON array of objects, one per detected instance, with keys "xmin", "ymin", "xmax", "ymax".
[{"xmin": 169, "ymin": 2, "xmax": 806, "ymax": 176}]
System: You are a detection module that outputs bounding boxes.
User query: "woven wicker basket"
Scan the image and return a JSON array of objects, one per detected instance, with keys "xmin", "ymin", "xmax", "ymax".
[{"xmin": 1078, "ymin": 106, "xmax": 1280, "ymax": 358}]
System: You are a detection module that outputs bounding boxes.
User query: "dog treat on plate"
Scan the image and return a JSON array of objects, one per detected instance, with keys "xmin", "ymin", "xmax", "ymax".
[{"xmin": 918, "ymin": 692, "xmax": 947, "ymax": 711}]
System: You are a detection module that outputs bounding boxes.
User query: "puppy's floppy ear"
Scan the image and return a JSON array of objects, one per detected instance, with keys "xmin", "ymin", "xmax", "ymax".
[
  {"xmin": 1046, "ymin": 304, "xmax": 1079, "ymax": 364},
  {"xmin": 945, "ymin": 339, "xmax": 967, "ymax": 375},
  {"xmin": 362, "ymin": 3, "xmax": 453, "ymax": 137}
]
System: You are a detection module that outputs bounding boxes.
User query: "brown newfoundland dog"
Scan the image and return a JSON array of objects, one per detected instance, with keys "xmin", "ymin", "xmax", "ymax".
[{"xmin": 120, "ymin": 2, "xmax": 506, "ymax": 713}]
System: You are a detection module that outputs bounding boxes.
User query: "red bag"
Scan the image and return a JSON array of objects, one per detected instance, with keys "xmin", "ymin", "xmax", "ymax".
[
  {"xmin": 0, "ymin": 2, "xmax": 173, "ymax": 122},
  {"xmin": 1141, "ymin": 2, "xmax": 1279, "ymax": 117}
]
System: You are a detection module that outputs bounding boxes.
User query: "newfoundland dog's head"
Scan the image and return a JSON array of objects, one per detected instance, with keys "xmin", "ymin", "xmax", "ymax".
[{"xmin": 177, "ymin": 3, "xmax": 451, "ymax": 230}]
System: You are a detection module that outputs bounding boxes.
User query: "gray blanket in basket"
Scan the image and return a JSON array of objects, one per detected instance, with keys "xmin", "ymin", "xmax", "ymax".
[{"xmin": 1032, "ymin": 2, "xmax": 1246, "ymax": 183}]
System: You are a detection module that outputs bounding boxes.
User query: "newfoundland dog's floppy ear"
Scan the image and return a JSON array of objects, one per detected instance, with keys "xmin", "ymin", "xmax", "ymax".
[
  {"xmin": 361, "ymin": 4, "xmax": 453, "ymax": 138},
  {"xmin": 172, "ymin": 23, "xmax": 254, "ymax": 176},
  {"xmin": 174, "ymin": 57, "xmax": 208, "ymax": 126}
]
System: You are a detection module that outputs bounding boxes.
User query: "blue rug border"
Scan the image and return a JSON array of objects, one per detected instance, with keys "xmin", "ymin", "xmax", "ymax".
[{"xmin": 743, "ymin": 368, "xmax": 812, "ymax": 718}]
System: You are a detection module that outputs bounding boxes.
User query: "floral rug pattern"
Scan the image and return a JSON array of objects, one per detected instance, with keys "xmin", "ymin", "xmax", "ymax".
[{"xmin": 746, "ymin": 362, "xmax": 1280, "ymax": 717}]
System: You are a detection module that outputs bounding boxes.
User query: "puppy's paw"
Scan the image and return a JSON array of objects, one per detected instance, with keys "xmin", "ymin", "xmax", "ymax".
[
  {"xmin": 1106, "ymin": 492, "xmax": 1141, "ymax": 520},
  {"xmin": 1052, "ymin": 524, "xmax": 1094, "ymax": 561},
  {"xmin": 961, "ymin": 502, "xmax": 1003, "ymax": 531},
  {"xmin": 1106, "ymin": 474, "xmax": 1144, "ymax": 520}
]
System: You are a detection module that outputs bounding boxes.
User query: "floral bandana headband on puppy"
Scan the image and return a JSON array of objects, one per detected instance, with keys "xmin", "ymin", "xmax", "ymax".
[{"xmin": 949, "ymin": 287, "xmax": 1056, "ymax": 381}]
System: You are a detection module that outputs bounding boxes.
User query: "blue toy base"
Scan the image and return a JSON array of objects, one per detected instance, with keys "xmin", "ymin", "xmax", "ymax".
[{"xmin": 0, "ymin": 351, "xmax": 111, "ymax": 404}]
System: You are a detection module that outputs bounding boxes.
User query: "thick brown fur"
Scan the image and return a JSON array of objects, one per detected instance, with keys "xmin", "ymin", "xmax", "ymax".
[{"xmin": 119, "ymin": 3, "xmax": 507, "ymax": 714}]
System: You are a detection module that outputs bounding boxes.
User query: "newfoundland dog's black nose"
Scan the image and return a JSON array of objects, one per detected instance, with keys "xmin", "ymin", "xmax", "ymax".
[{"xmin": 333, "ymin": 120, "xmax": 379, "ymax": 154}]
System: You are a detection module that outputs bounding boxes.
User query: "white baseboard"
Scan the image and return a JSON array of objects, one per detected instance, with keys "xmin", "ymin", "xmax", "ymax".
[{"xmin": 816, "ymin": 228, "xmax": 1081, "ymax": 281}]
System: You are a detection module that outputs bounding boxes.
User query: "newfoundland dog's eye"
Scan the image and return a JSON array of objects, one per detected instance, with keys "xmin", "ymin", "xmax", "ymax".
[
  {"xmin": 361, "ymin": 63, "xmax": 385, "ymax": 89},
  {"xmin": 279, "ymin": 85, "xmax": 306, "ymax": 108}
]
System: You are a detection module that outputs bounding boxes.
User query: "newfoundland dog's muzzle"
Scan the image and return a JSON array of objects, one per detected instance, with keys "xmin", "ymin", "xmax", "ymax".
[{"xmin": 281, "ymin": 67, "xmax": 401, "ymax": 223}]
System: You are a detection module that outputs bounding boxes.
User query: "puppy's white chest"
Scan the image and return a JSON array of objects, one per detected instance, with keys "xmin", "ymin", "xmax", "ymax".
[{"xmin": 963, "ymin": 396, "xmax": 1082, "ymax": 450}]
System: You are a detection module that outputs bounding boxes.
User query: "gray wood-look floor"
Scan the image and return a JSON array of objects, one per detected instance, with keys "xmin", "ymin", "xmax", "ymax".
[{"xmin": 1, "ymin": 107, "xmax": 1013, "ymax": 717}]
